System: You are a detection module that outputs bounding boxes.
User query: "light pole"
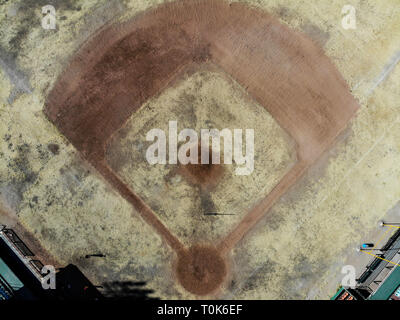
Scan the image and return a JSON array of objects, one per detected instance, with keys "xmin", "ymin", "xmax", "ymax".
[
  {"xmin": 380, "ymin": 221, "xmax": 400, "ymax": 226},
  {"xmin": 85, "ymin": 253, "xmax": 106, "ymax": 259}
]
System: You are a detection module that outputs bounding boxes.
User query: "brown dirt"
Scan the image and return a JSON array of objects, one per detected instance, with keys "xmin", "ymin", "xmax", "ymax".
[
  {"xmin": 176, "ymin": 244, "xmax": 227, "ymax": 295},
  {"xmin": 178, "ymin": 143, "xmax": 225, "ymax": 191},
  {"xmin": 44, "ymin": 0, "xmax": 359, "ymax": 295}
]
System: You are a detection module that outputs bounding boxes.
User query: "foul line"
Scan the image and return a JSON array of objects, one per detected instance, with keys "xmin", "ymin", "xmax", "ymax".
[{"xmin": 315, "ymin": 116, "xmax": 400, "ymax": 215}]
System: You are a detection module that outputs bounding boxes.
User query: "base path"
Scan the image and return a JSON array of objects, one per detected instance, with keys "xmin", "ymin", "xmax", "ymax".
[
  {"xmin": 218, "ymin": 161, "xmax": 308, "ymax": 255},
  {"xmin": 95, "ymin": 161, "xmax": 185, "ymax": 253},
  {"xmin": 45, "ymin": 0, "xmax": 359, "ymax": 296}
]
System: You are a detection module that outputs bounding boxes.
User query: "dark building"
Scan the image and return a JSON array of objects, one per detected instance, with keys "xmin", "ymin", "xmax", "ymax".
[
  {"xmin": 0, "ymin": 225, "xmax": 102, "ymax": 300},
  {"xmin": 332, "ymin": 227, "xmax": 400, "ymax": 300}
]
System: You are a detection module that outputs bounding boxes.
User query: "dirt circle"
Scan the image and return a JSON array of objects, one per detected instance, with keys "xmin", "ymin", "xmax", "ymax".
[
  {"xmin": 179, "ymin": 143, "xmax": 225, "ymax": 191},
  {"xmin": 176, "ymin": 245, "xmax": 227, "ymax": 295}
]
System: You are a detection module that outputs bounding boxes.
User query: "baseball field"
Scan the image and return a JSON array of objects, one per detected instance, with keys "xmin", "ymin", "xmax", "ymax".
[{"xmin": 0, "ymin": 0, "xmax": 399, "ymax": 299}]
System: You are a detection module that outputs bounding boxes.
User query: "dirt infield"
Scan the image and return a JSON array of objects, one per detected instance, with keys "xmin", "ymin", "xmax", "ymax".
[{"xmin": 44, "ymin": 0, "xmax": 359, "ymax": 295}]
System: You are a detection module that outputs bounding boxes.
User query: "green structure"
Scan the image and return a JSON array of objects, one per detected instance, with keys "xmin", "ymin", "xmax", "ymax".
[{"xmin": 370, "ymin": 266, "xmax": 400, "ymax": 300}]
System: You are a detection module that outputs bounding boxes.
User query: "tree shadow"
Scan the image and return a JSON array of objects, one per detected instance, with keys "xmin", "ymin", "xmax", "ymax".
[{"xmin": 102, "ymin": 281, "xmax": 159, "ymax": 300}]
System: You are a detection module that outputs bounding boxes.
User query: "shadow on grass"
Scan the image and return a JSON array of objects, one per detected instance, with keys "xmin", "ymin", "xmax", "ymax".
[{"xmin": 102, "ymin": 281, "xmax": 159, "ymax": 300}]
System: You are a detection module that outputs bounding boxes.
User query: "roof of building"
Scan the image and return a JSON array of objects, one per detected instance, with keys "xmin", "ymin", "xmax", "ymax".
[{"xmin": 370, "ymin": 266, "xmax": 400, "ymax": 300}]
